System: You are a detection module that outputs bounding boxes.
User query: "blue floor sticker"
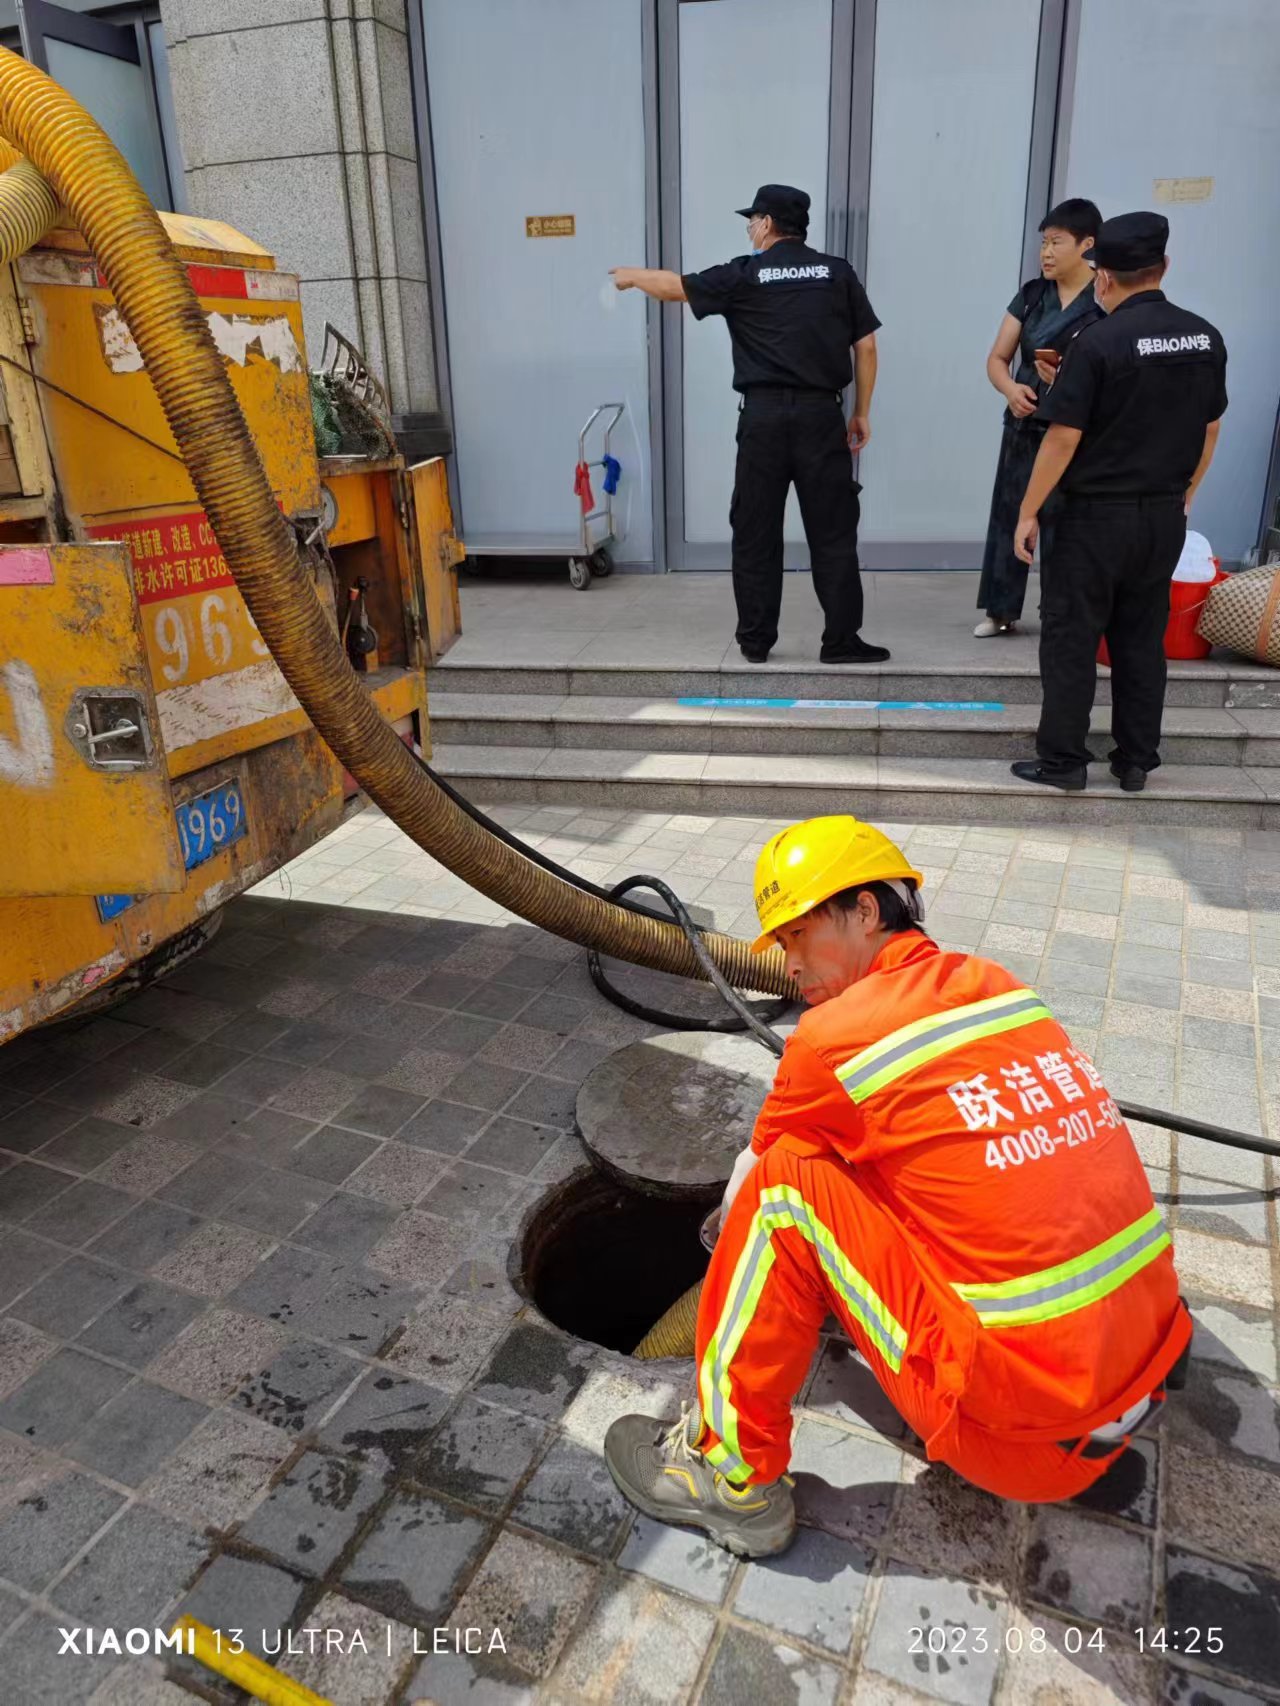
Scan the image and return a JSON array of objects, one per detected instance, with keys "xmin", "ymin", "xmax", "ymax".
[{"xmin": 678, "ymin": 697, "xmax": 1005, "ymax": 712}]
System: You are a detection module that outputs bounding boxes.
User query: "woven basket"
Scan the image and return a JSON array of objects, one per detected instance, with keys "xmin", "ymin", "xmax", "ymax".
[{"xmin": 1196, "ymin": 565, "xmax": 1280, "ymax": 667}]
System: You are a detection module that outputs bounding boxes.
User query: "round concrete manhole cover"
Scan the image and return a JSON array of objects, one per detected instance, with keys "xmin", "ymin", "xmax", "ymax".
[{"xmin": 576, "ymin": 1029, "xmax": 777, "ymax": 1198}]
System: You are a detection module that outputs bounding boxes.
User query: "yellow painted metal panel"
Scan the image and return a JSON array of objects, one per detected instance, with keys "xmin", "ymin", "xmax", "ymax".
[
  {"xmin": 19, "ymin": 262, "xmax": 319, "ymax": 521},
  {"xmin": 410, "ymin": 457, "xmax": 464, "ymax": 661},
  {"xmin": 41, "ymin": 212, "xmax": 276, "ymax": 268},
  {"xmin": 80, "ymin": 503, "xmax": 340, "ymax": 778},
  {"xmin": 0, "ymin": 542, "xmax": 183, "ymax": 896},
  {"xmin": 322, "ymin": 471, "xmax": 378, "ymax": 545},
  {"xmin": 164, "ymin": 707, "xmax": 313, "ymax": 781},
  {"xmin": 370, "ymin": 667, "xmax": 428, "ymax": 730},
  {"xmin": 0, "ymin": 727, "xmax": 345, "ymax": 1041},
  {"xmin": 0, "ymin": 269, "xmax": 55, "ymax": 507}
]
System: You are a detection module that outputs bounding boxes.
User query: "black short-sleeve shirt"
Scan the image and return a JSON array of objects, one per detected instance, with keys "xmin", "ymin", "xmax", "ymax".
[
  {"xmin": 682, "ymin": 239, "xmax": 880, "ymax": 392},
  {"xmin": 1004, "ymin": 276, "xmax": 1101, "ymax": 403},
  {"xmin": 1040, "ymin": 290, "xmax": 1228, "ymax": 497}
]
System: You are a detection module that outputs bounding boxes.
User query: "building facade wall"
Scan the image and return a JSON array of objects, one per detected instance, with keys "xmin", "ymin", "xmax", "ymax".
[{"xmin": 158, "ymin": 0, "xmax": 441, "ymax": 429}]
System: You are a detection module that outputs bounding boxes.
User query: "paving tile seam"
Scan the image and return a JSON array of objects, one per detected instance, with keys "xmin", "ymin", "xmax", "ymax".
[
  {"xmin": 0, "ymin": 1484, "xmax": 134, "ymax": 1609},
  {"xmin": 853, "ymin": 1545, "xmax": 1012, "ymax": 1697},
  {"xmin": 0, "ymin": 1321, "xmax": 224, "ymax": 1394},
  {"xmin": 682, "ymin": 1588, "xmax": 877, "ymax": 1679},
  {"xmin": 5, "ymin": 814, "xmax": 1279, "ymax": 1706},
  {"xmin": 1156, "ymin": 1513, "xmax": 1280, "ymax": 1586},
  {"xmin": 546, "ymin": 1540, "xmax": 890, "ymax": 1690},
  {"xmin": 0, "ymin": 1486, "xmax": 205, "ymax": 1633},
  {"xmin": 988, "ymin": 1491, "xmax": 1037, "ymax": 1690},
  {"xmin": 10, "ymin": 1227, "xmax": 318, "ymax": 1323},
  {"xmin": 197, "ymin": 1397, "xmax": 614, "ymax": 1689},
  {"xmin": 6, "ymin": 1063, "xmax": 579, "ymax": 1166},
  {"xmin": 1161, "ymin": 1652, "xmax": 1280, "ymax": 1706}
]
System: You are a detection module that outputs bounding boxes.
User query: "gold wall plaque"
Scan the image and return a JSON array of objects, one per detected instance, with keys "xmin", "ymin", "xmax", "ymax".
[
  {"xmin": 526, "ymin": 215, "xmax": 576, "ymax": 238},
  {"xmin": 1153, "ymin": 177, "xmax": 1214, "ymax": 204}
]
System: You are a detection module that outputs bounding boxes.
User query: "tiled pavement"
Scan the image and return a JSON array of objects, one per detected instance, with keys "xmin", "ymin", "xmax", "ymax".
[{"xmin": 0, "ymin": 801, "xmax": 1277, "ymax": 1706}]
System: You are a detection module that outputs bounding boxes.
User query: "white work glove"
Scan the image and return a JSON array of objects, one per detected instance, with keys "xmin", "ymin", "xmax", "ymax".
[{"xmin": 701, "ymin": 1145, "xmax": 759, "ymax": 1249}]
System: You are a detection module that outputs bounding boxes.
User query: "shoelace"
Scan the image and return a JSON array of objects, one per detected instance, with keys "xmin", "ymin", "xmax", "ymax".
[
  {"xmin": 661, "ymin": 1407, "xmax": 791, "ymax": 1497},
  {"xmin": 660, "ymin": 1403, "xmax": 701, "ymax": 1466}
]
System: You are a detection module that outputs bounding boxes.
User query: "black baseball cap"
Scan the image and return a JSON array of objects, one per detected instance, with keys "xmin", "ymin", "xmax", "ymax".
[
  {"xmin": 1092, "ymin": 211, "xmax": 1169, "ymax": 271},
  {"xmin": 736, "ymin": 184, "xmax": 810, "ymax": 231}
]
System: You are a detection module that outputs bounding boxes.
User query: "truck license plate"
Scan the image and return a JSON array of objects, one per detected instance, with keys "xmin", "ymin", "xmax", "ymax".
[
  {"xmin": 95, "ymin": 779, "xmax": 248, "ymax": 922},
  {"xmin": 177, "ymin": 780, "xmax": 247, "ymax": 871}
]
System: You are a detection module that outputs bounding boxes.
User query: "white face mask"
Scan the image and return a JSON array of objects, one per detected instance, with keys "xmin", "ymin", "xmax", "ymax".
[{"xmin": 749, "ymin": 217, "xmax": 767, "ymax": 255}]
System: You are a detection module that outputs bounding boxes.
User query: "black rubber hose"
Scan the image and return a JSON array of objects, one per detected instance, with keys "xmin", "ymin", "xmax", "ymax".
[
  {"xmin": 420, "ymin": 754, "xmax": 793, "ymax": 1044},
  {"xmin": 1116, "ymin": 1100, "xmax": 1280, "ymax": 1159},
  {"xmin": 586, "ymin": 876, "xmax": 789, "ymax": 1055},
  {"xmin": 421, "ymin": 755, "xmax": 1279, "ymax": 1158}
]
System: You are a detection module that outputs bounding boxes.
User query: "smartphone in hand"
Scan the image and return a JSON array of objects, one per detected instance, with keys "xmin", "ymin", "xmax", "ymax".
[{"xmin": 1033, "ymin": 348, "xmax": 1062, "ymax": 369}]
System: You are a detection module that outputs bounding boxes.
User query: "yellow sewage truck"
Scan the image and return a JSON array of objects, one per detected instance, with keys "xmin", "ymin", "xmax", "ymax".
[
  {"xmin": 0, "ymin": 207, "xmax": 462, "ymax": 1039},
  {"xmin": 0, "ymin": 46, "xmax": 788, "ymax": 1051}
]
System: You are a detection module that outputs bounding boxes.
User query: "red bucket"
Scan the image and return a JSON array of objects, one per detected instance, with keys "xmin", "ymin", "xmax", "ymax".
[{"xmin": 1097, "ymin": 565, "xmax": 1227, "ymax": 666}]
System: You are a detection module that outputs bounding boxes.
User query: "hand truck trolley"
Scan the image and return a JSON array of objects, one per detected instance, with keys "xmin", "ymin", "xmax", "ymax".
[{"xmin": 458, "ymin": 403, "xmax": 625, "ymax": 590}]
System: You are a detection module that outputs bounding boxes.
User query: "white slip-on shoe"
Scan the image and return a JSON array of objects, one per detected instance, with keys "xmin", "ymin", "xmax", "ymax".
[{"xmin": 974, "ymin": 617, "xmax": 1017, "ymax": 637}]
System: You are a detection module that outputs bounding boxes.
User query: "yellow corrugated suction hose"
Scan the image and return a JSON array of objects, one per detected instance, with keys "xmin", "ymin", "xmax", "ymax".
[
  {"xmin": 0, "ymin": 137, "xmax": 63, "ymax": 262},
  {"xmin": 0, "ymin": 49, "xmax": 790, "ymax": 998},
  {"xmin": 633, "ymin": 1278, "xmax": 702, "ymax": 1359}
]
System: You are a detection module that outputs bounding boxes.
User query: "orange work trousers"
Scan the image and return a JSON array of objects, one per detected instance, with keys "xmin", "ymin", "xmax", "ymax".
[{"xmin": 695, "ymin": 1138, "xmax": 1123, "ymax": 1503}]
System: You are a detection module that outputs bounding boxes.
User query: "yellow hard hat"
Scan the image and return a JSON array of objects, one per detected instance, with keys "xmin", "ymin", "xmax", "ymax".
[{"xmin": 751, "ymin": 815, "xmax": 924, "ymax": 953}]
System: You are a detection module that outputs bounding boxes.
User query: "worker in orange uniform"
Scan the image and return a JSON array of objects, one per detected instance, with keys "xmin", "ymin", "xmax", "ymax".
[{"xmin": 605, "ymin": 815, "xmax": 1190, "ymax": 1557}]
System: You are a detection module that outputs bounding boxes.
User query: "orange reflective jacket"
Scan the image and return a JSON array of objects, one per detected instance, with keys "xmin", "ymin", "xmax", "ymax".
[{"xmin": 752, "ymin": 932, "xmax": 1190, "ymax": 1441}]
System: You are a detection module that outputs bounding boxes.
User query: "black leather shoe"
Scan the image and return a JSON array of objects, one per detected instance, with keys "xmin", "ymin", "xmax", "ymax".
[
  {"xmin": 1110, "ymin": 762, "xmax": 1146, "ymax": 793},
  {"xmin": 739, "ymin": 645, "xmax": 769, "ymax": 664},
  {"xmin": 820, "ymin": 638, "xmax": 891, "ymax": 664},
  {"xmin": 1010, "ymin": 759, "xmax": 1087, "ymax": 792}
]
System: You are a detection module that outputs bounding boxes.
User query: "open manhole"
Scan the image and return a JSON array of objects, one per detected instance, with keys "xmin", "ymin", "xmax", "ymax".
[
  {"xmin": 518, "ymin": 1167, "xmax": 712, "ymax": 1356},
  {"xmin": 518, "ymin": 1030, "xmax": 777, "ymax": 1355}
]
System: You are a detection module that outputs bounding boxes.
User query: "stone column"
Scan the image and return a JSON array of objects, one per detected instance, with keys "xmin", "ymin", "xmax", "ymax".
[{"xmin": 158, "ymin": 0, "xmax": 447, "ymax": 450}]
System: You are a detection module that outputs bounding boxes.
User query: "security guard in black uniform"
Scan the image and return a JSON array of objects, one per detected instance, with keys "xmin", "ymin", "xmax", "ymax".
[
  {"xmin": 1010, "ymin": 211, "xmax": 1227, "ymax": 793},
  {"xmin": 611, "ymin": 184, "xmax": 888, "ymax": 664}
]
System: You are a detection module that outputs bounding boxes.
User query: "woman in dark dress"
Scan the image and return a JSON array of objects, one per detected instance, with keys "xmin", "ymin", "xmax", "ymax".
[{"xmin": 976, "ymin": 199, "xmax": 1103, "ymax": 636}]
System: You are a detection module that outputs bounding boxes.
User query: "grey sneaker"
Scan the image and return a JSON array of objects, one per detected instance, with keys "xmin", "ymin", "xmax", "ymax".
[{"xmin": 603, "ymin": 1402, "xmax": 796, "ymax": 1558}]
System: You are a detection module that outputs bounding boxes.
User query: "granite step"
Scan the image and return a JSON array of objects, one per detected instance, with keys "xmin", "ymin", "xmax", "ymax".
[
  {"xmin": 429, "ymin": 692, "xmax": 1280, "ymax": 769},
  {"xmin": 432, "ymin": 655, "xmax": 1280, "ymax": 713},
  {"xmin": 431, "ymin": 742, "xmax": 1280, "ymax": 829}
]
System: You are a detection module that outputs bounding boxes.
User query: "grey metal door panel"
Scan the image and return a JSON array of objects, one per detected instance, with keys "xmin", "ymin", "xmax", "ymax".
[
  {"xmin": 423, "ymin": 0, "xmax": 652, "ymax": 561},
  {"xmin": 1058, "ymin": 0, "xmax": 1280, "ymax": 564},
  {"xmin": 675, "ymin": 0, "xmax": 835, "ymax": 556},
  {"xmin": 856, "ymin": 0, "xmax": 1042, "ymax": 551}
]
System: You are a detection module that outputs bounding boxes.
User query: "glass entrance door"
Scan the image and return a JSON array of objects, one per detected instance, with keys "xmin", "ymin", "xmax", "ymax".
[
  {"xmin": 661, "ymin": 0, "xmax": 1053, "ymax": 572},
  {"xmin": 662, "ymin": 0, "xmax": 843, "ymax": 567},
  {"xmin": 856, "ymin": 0, "xmax": 1043, "ymax": 565},
  {"xmin": 16, "ymin": 0, "xmax": 175, "ymax": 210},
  {"xmin": 1058, "ymin": 0, "xmax": 1280, "ymax": 564}
]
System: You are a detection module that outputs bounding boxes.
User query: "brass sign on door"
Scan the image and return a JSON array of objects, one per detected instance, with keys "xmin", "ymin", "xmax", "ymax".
[
  {"xmin": 526, "ymin": 215, "xmax": 575, "ymax": 238},
  {"xmin": 1153, "ymin": 177, "xmax": 1214, "ymax": 204}
]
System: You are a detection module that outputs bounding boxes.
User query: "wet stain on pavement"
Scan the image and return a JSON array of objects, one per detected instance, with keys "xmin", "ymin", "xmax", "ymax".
[{"xmin": 307, "ymin": 1457, "xmax": 361, "ymax": 1511}]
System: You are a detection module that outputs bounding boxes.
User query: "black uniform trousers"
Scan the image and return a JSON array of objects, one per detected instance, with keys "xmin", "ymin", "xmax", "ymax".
[
  {"xmin": 1036, "ymin": 494, "xmax": 1187, "ymax": 775},
  {"xmin": 730, "ymin": 389, "xmax": 864, "ymax": 654}
]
